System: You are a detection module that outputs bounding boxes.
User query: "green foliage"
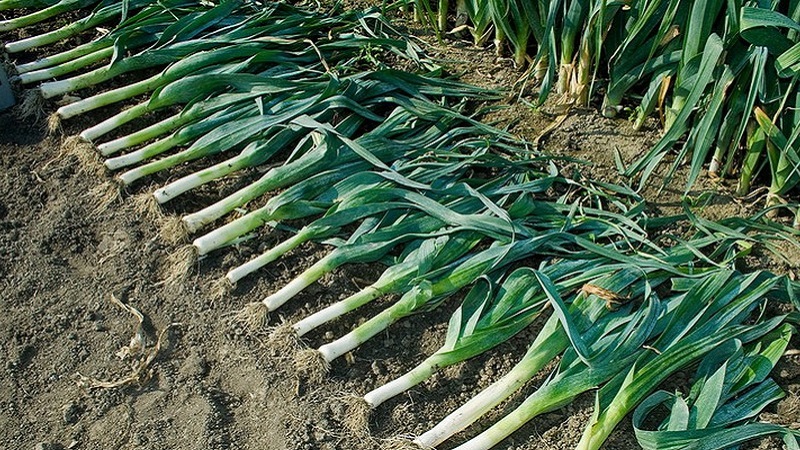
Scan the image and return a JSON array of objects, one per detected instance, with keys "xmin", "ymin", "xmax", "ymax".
[
  {"xmin": 633, "ymin": 325, "xmax": 798, "ymax": 450},
  {"xmin": 447, "ymin": 0, "xmax": 800, "ymax": 203}
]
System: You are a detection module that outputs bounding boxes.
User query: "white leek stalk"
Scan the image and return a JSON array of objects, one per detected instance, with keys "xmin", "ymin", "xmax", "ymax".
[
  {"xmin": 17, "ymin": 46, "xmax": 114, "ymax": 84},
  {"xmin": 57, "ymin": 74, "xmax": 162, "ymax": 119}
]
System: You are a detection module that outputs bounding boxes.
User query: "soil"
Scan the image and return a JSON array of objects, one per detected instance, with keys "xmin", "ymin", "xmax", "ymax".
[{"xmin": 2, "ymin": 5, "xmax": 800, "ymax": 450}]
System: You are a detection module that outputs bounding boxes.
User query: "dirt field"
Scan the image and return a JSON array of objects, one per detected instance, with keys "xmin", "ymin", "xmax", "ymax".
[{"xmin": 2, "ymin": 12, "xmax": 800, "ymax": 450}]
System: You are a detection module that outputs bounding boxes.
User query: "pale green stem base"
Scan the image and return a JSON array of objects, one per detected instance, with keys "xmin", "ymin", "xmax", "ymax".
[
  {"xmin": 292, "ymin": 284, "xmax": 384, "ymax": 337},
  {"xmin": 224, "ymin": 231, "xmax": 310, "ymax": 280},
  {"xmin": 18, "ymin": 46, "xmax": 113, "ymax": 84},
  {"xmin": 263, "ymin": 252, "xmax": 337, "ymax": 311},
  {"xmin": 153, "ymin": 154, "xmax": 248, "ymax": 204},
  {"xmin": 97, "ymin": 114, "xmax": 187, "ymax": 156},
  {"xmin": 57, "ymin": 73, "xmax": 161, "ymax": 119},
  {"xmin": 364, "ymin": 353, "xmax": 445, "ymax": 408},
  {"xmin": 415, "ymin": 316, "xmax": 567, "ymax": 449}
]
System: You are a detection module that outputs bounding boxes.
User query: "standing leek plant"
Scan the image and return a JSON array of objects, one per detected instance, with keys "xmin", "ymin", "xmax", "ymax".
[
  {"xmin": 604, "ymin": 1, "xmax": 800, "ymax": 208},
  {"xmin": 437, "ymin": 0, "xmax": 800, "ymax": 211}
]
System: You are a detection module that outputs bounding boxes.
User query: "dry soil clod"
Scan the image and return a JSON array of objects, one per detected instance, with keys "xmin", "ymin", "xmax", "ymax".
[
  {"xmin": 295, "ymin": 348, "xmax": 330, "ymax": 384},
  {"xmin": 163, "ymin": 244, "xmax": 197, "ymax": 286},
  {"xmin": 160, "ymin": 215, "xmax": 189, "ymax": 245},
  {"xmin": 16, "ymin": 89, "xmax": 45, "ymax": 123},
  {"xmin": 63, "ymin": 135, "xmax": 105, "ymax": 178},
  {"xmin": 235, "ymin": 301, "xmax": 270, "ymax": 330},
  {"xmin": 88, "ymin": 180, "xmax": 124, "ymax": 215},
  {"xmin": 210, "ymin": 277, "xmax": 234, "ymax": 300},
  {"xmin": 268, "ymin": 321, "xmax": 302, "ymax": 355},
  {"xmin": 343, "ymin": 395, "xmax": 372, "ymax": 437},
  {"xmin": 130, "ymin": 192, "xmax": 163, "ymax": 223}
]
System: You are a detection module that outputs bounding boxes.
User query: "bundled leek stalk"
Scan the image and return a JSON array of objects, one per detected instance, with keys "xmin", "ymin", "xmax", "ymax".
[
  {"xmin": 107, "ymin": 78, "xmax": 505, "ymax": 281},
  {"xmin": 231, "ymin": 165, "xmax": 546, "ymax": 319},
  {"xmin": 147, "ymin": 76, "xmax": 497, "ymax": 218},
  {"xmin": 266, "ymin": 174, "xmax": 566, "ymax": 344},
  {"xmin": 22, "ymin": 1, "xmax": 406, "ymax": 126},
  {"xmin": 344, "ymin": 258, "xmax": 653, "ymax": 433},
  {"xmin": 105, "ymin": 74, "xmax": 392, "ymax": 187},
  {"xmin": 393, "ymin": 267, "xmax": 792, "ymax": 450},
  {"xmin": 217, "ymin": 169, "xmax": 494, "ymax": 290},
  {"xmin": 244, "ymin": 138, "xmax": 656, "ymax": 320},
  {"xmin": 287, "ymin": 187, "xmax": 665, "ymax": 380},
  {"xmin": 279, "ymin": 231, "xmax": 481, "ymax": 343},
  {"xmin": 148, "ymin": 90, "xmax": 504, "ymax": 281},
  {"xmin": 387, "ymin": 228, "xmax": 714, "ymax": 448},
  {"xmin": 293, "ymin": 235, "xmax": 564, "ymax": 382},
  {"xmin": 0, "ymin": 0, "xmax": 100, "ymax": 33},
  {"xmin": 243, "ymin": 202, "xmax": 486, "ymax": 318}
]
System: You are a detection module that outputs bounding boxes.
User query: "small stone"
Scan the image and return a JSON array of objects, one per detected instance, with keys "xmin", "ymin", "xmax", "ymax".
[
  {"xmin": 34, "ymin": 443, "xmax": 58, "ymax": 450},
  {"xmin": 62, "ymin": 402, "xmax": 80, "ymax": 424},
  {"xmin": 92, "ymin": 322, "xmax": 105, "ymax": 332},
  {"xmin": 133, "ymin": 432, "xmax": 147, "ymax": 445}
]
